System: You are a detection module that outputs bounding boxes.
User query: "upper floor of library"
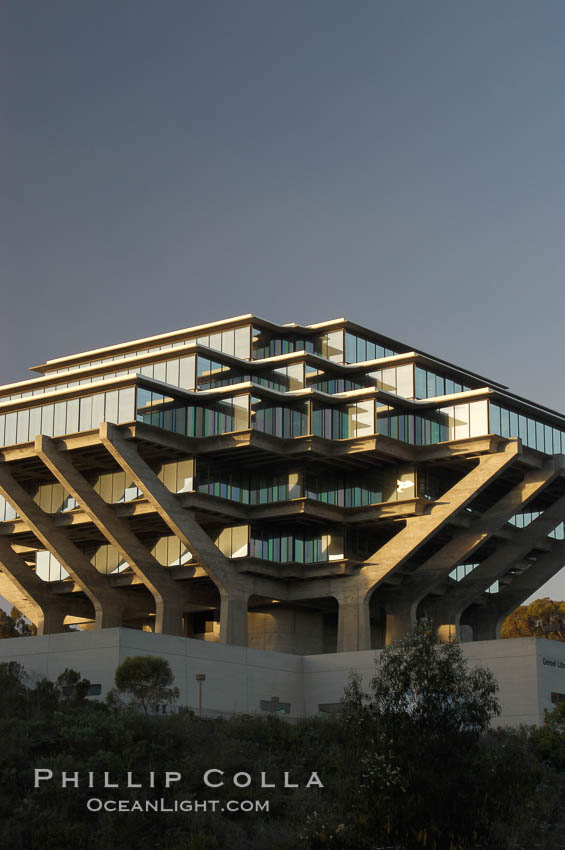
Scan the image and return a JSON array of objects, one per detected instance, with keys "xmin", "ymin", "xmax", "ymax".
[{"xmin": 1, "ymin": 315, "xmax": 564, "ymax": 455}]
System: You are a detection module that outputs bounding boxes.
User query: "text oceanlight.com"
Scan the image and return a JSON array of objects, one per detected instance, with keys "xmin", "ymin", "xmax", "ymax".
[{"xmin": 86, "ymin": 798, "xmax": 270, "ymax": 813}]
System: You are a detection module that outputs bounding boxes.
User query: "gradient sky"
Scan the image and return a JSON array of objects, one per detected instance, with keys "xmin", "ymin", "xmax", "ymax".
[{"xmin": 2, "ymin": 0, "xmax": 565, "ymax": 603}]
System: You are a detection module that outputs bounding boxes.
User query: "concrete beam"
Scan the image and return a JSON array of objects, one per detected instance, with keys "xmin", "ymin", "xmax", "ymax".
[
  {"xmin": 0, "ymin": 539, "xmax": 87, "ymax": 633},
  {"xmin": 35, "ymin": 435, "xmax": 190, "ymax": 636},
  {"xmin": 100, "ymin": 423, "xmax": 235, "ymax": 590},
  {"xmin": 0, "ymin": 461, "xmax": 137, "ymax": 629},
  {"xmin": 381, "ymin": 456, "xmax": 562, "ymax": 638},
  {"xmin": 99, "ymin": 423, "xmax": 285, "ymax": 644},
  {"xmin": 431, "ymin": 491, "xmax": 565, "ymax": 634},
  {"xmin": 464, "ymin": 537, "xmax": 565, "ymax": 639}
]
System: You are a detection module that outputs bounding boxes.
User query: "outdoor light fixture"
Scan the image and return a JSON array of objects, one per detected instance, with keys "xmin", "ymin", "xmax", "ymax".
[{"xmin": 195, "ymin": 673, "xmax": 206, "ymax": 718}]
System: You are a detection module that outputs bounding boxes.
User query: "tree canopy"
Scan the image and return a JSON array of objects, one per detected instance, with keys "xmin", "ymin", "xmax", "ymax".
[
  {"xmin": 501, "ymin": 597, "xmax": 565, "ymax": 641},
  {"xmin": 0, "ymin": 607, "xmax": 37, "ymax": 639},
  {"xmin": 114, "ymin": 655, "xmax": 180, "ymax": 713}
]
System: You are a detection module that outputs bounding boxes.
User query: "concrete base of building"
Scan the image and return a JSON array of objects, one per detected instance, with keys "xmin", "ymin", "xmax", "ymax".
[{"xmin": 0, "ymin": 629, "xmax": 563, "ymax": 727}]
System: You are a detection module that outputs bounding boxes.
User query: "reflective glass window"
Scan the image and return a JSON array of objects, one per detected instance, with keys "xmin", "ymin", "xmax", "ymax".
[
  {"xmin": 53, "ymin": 403, "xmax": 67, "ymax": 436},
  {"xmin": 66, "ymin": 398, "xmax": 80, "ymax": 433},
  {"xmin": 536, "ymin": 421, "xmax": 545, "ymax": 452},
  {"xmin": 16, "ymin": 409, "xmax": 29, "ymax": 443},
  {"xmin": 118, "ymin": 387, "xmax": 135, "ymax": 423},
  {"xmin": 153, "ymin": 361, "xmax": 166, "ymax": 382},
  {"xmin": 79, "ymin": 396, "xmax": 93, "ymax": 431},
  {"xmin": 41, "ymin": 405, "xmax": 54, "ymax": 437},
  {"xmin": 4, "ymin": 412, "xmax": 16, "ymax": 445},
  {"xmin": 527, "ymin": 417, "xmax": 536, "ymax": 448},
  {"xmin": 105, "ymin": 391, "xmax": 119, "ymax": 424},
  {"xmin": 29, "ymin": 406, "xmax": 42, "ymax": 440},
  {"xmin": 166, "ymin": 359, "xmax": 180, "ymax": 387},
  {"xmin": 234, "ymin": 326, "xmax": 251, "ymax": 360}
]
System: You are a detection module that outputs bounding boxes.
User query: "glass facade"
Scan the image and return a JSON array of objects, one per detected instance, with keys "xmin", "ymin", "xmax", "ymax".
[
  {"xmin": 45, "ymin": 325, "xmax": 251, "ymax": 376},
  {"xmin": 252, "ymin": 327, "xmax": 313, "ymax": 360},
  {"xmin": 136, "ymin": 387, "xmax": 249, "ymax": 437},
  {"xmin": 377, "ymin": 400, "xmax": 489, "ymax": 445},
  {"xmin": 489, "ymin": 403, "xmax": 565, "ymax": 454},
  {"xmin": 312, "ymin": 400, "xmax": 375, "ymax": 439},
  {"xmin": 345, "ymin": 331, "xmax": 397, "ymax": 364},
  {"xmin": 193, "ymin": 464, "xmax": 415, "ymax": 507},
  {"xmin": 196, "ymin": 463, "xmax": 289, "ymax": 504},
  {"xmin": 251, "ymin": 397, "xmax": 308, "ymax": 438},
  {"xmin": 414, "ymin": 367, "xmax": 472, "ymax": 399},
  {"xmin": 0, "ymin": 387, "xmax": 136, "ymax": 448},
  {"xmin": 249, "ymin": 528, "xmax": 344, "ymax": 564}
]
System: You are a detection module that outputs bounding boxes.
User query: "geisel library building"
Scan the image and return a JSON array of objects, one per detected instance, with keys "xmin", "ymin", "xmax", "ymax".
[{"xmin": 0, "ymin": 315, "xmax": 564, "ymax": 725}]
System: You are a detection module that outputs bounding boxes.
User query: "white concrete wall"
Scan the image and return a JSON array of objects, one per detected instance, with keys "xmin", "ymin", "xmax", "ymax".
[
  {"xmin": 0, "ymin": 628, "xmax": 121, "ymax": 694},
  {"xmin": 1, "ymin": 630, "xmax": 564, "ymax": 727}
]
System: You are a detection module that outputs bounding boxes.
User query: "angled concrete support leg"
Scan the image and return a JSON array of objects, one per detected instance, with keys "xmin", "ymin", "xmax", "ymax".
[
  {"xmin": 336, "ymin": 591, "xmax": 371, "ymax": 652},
  {"xmin": 0, "ymin": 461, "xmax": 131, "ymax": 630},
  {"xmin": 100, "ymin": 423, "xmax": 232, "ymax": 591},
  {"xmin": 464, "ymin": 537, "xmax": 565, "ymax": 639},
  {"xmin": 219, "ymin": 588, "xmax": 249, "ymax": 646},
  {"xmin": 383, "ymin": 456, "xmax": 564, "ymax": 624},
  {"xmin": 35, "ymin": 435, "xmax": 187, "ymax": 636},
  {"xmin": 358, "ymin": 441, "xmax": 521, "ymax": 594},
  {"xmin": 430, "ymin": 492, "xmax": 565, "ymax": 634},
  {"xmin": 0, "ymin": 539, "xmax": 83, "ymax": 634}
]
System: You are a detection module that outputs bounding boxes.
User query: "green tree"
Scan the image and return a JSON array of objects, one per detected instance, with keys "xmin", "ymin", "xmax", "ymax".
[
  {"xmin": 56, "ymin": 668, "xmax": 92, "ymax": 702},
  {"xmin": 114, "ymin": 655, "xmax": 180, "ymax": 713},
  {"xmin": 501, "ymin": 597, "xmax": 565, "ymax": 640},
  {"xmin": 0, "ymin": 607, "xmax": 37, "ymax": 638},
  {"xmin": 341, "ymin": 619, "xmax": 503, "ymax": 850},
  {"xmin": 0, "ymin": 610, "xmax": 19, "ymax": 639}
]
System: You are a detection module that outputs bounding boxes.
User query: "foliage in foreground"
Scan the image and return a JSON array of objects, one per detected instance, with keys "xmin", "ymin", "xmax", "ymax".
[{"xmin": 0, "ymin": 623, "xmax": 563, "ymax": 850}]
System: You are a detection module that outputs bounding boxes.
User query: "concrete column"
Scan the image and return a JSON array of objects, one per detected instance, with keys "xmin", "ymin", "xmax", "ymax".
[
  {"xmin": 219, "ymin": 588, "xmax": 249, "ymax": 647},
  {"xmin": 461, "ymin": 606, "xmax": 499, "ymax": 641},
  {"xmin": 36, "ymin": 605, "xmax": 69, "ymax": 636},
  {"xmin": 385, "ymin": 600, "xmax": 414, "ymax": 645},
  {"xmin": 336, "ymin": 592, "xmax": 371, "ymax": 652}
]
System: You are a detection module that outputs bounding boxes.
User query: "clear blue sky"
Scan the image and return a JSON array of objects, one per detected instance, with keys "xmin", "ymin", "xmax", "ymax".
[{"xmin": 1, "ymin": 0, "xmax": 565, "ymax": 602}]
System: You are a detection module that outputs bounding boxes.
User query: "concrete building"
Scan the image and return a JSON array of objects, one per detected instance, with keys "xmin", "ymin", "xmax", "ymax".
[
  {"xmin": 0, "ymin": 628, "xmax": 563, "ymax": 727},
  {"xmin": 1, "ymin": 314, "xmax": 565, "ymax": 655}
]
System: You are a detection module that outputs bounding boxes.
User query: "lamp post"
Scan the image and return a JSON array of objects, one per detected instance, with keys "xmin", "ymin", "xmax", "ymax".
[{"xmin": 195, "ymin": 673, "xmax": 206, "ymax": 718}]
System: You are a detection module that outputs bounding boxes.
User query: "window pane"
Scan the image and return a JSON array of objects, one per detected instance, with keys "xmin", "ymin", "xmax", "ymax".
[
  {"xmin": 153, "ymin": 361, "xmax": 166, "ymax": 382},
  {"xmin": 53, "ymin": 402, "xmax": 67, "ymax": 436},
  {"xmin": 29, "ymin": 406, "xmax": 42, "ymax": 440},
  {"xmin": 415, "ymin": 367, "xmax": 427, "ymax": 399},
  {"xmin": 79, "ymin": 396, "xmax": 93, "ymax": 431},
  {"xmin": 16, "ymin": 409, "xmax": 30, "ymax": 443},
  {"xmin": 41, "ymin": 405, "xmax": 54, "ymax": 437},
  {"xmin": 118, "ymin": 387, "xmax": 135, "ymax": 423},
  {"xmin": 166, "ymin": 359, "xmax": 180, "ymax": 387},
  {"xmin": 66, "ymin": 398, "xmax": 80, "ymax": 434},
  {"xmin": 234, "ymin": 326, "xmax": 251, "ymax": 360},
  {"xmin": 105, "ymin": 391, "xmax": 119, "ymax": 423}
]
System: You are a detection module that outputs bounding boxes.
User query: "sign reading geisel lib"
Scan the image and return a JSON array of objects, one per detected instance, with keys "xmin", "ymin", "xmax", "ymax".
[{"xmin": 542, "ymin": 657, "xmax": 565, "ymax": 668}]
